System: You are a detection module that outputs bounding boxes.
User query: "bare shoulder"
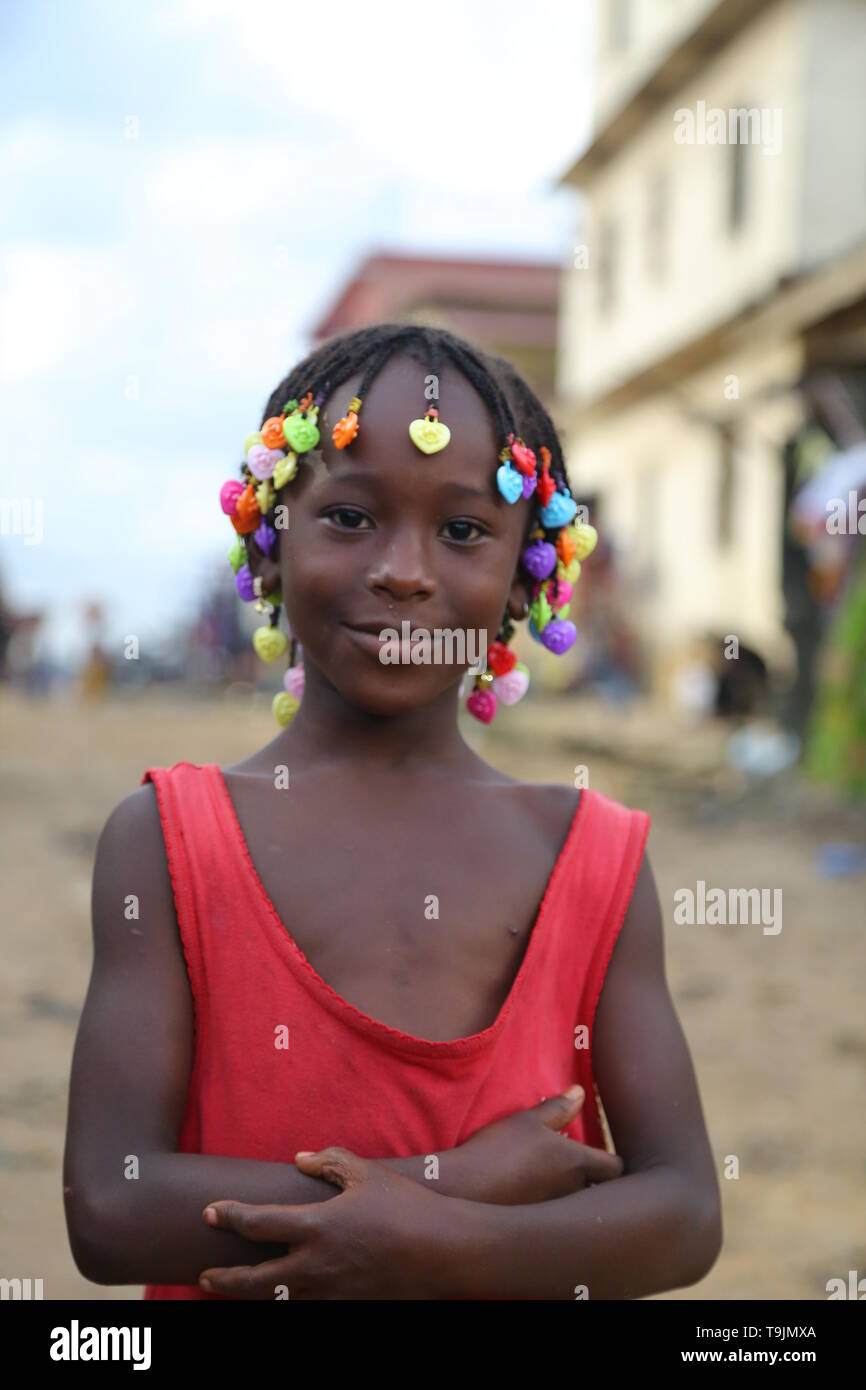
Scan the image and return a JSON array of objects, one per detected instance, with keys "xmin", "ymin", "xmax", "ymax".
[{"xmin": 91, "ymin": 782, "xmax": 181, "ymax": 962}]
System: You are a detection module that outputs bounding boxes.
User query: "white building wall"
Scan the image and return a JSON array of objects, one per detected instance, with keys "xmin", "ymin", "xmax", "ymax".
[
  {"xmin": 561, "ymin": 0, "xmax": 805, "ymax": 404},
  {"xmin": 799, "ymin": 0, "xmax": 866, "ymax": 266}
]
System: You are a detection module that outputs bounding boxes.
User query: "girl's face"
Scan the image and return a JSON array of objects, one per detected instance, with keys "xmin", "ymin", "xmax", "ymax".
[{"xmin": 255, "ymin": 352, "xmax": 534, "ymax": 718}]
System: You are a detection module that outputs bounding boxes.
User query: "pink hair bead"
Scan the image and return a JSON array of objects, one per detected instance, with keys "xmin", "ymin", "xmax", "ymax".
[{"xmin": 220, "ymin": 480, "xmax": 244, "ymax": 516}]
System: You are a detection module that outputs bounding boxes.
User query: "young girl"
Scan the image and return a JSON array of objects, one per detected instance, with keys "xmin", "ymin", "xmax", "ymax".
[{"xmin": 63, "ymin": 323, "xmax": 721, "ymax": 1300}]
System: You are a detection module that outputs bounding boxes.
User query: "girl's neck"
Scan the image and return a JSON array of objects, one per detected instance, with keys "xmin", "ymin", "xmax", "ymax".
[{"xmin": 271, "ymin": 668, "xmax": 478, "ymax": 776}]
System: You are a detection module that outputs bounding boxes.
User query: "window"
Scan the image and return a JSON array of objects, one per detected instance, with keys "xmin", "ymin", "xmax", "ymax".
[
  {"xmin": 646, "ymin": 170, "xmax": 670, "ymax": 280},
  {"xmin": 729, "ymin": 138, "xmax": 749, "ymax": 231},
  {"xmin": 608, "ymin": 0, "xmax": 631, "ymax": 51},
  {"xmin": 596, "ymin": 218, "xmax": 620, "ymax": 317},
  {"xmin": 717, "ymin": 432, "xmax": 736, "ymax": 547}
]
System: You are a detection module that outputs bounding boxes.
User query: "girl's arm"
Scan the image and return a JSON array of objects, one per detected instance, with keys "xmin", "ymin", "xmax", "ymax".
[
  {"xmin": 64, "ymin": 785, "xmax": 596, "ymax": 1287},
  {"xmin": 440, "ymin": 853, "xmax": 724, "ymax": 1298},
  {"xmin": 199, "ymin": 853, "xmax": 723, "ymax": 1300}
]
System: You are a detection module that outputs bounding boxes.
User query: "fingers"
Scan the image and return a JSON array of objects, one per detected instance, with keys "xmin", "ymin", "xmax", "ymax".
[
  {"xmin": 202, "ymin": 1200, "xmax": 310, "ymax": 1243},
  {"xmin": 293, "ymin": 1145, "xmax": 369, "ymax": 1191},
  {"xmin": 199, "ymin": 1254, "xmax": 301, "ymax": 1300},
  {"xmin": 536, "ymin": 1084, "xmax": 585, "ymax": 1131}
]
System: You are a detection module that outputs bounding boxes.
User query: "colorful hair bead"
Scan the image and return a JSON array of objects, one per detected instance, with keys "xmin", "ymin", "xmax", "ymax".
[
  {"xmin": 509, "ymin": 436, "xmax": 537, "ymax": 476},
  {"xmin": 232, "ymin": 482, "xmax": 260, "ymax": 533},
  {"xmin": 496, "ymin": 462, "xmax": 524, "ymax": 504},
  {"xmin": 539, "ymin": 618, "xmax": 577, "ymax": 654},
  {"xmin": 247, "ymin": 444, "xmax": 284, "ymax": 481},
  {"xmin": 220, "ymin": 479, "xmax": 244, "ymax": 516},
  {"xmin": 283, "ymin": 402, "xmax": 320, "ymax": 453},
  {"xmin": 235, "ymin": 564, "xmax": 256, "ymax": 602},
  {"xmin": 539, "ymin": 489, "xmax": 577, "ymax": 529},
  {"xmin": 333, "ymin": 397, "xmax": 362, "ymax": 448},
  {"xmin": 492, "ymin": 661, "xmax": 529, "ymax": 705},
  {"xmin": 409, "ymin": 406, "xmax": 451, "ymax": 455},
  {"xmin": 254, "ymin": 520, "xmax": 277, "ymax": 556},
  {"xmin": 466, "ymin": 685, "xmax": 497, "ymax": 723},
  {"xmin": 261, "ymin": 416, "xmax": 287, "ymax": 450},
  {"xmin": 521, "ymin": 539, "xmax": 558, "ymax": 581}
]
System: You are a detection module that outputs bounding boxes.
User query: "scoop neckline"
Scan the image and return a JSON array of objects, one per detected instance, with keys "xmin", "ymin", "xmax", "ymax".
[{"xmin": 209, "ymin": 763, "xmax": 591, "ymax": 1060}]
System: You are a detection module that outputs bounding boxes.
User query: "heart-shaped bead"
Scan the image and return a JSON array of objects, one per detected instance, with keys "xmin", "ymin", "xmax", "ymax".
[
  {"xmin": 492, "ymin": 663, "xmax": 530, "ymax": 704},
  {"xmin": 540, "ymin": 492, "xmax": 577, "ymax": 528},
  {"xmin": 466, "ymin": 687, "xmax": 497, "ymax": 723},
  {"xmin": 409, "ymin": 416, "xmax": 451, "ymax": 454},
  {"xmin": 253, "ymin": 626, "xmax": 287, "ymax": 662},
  {"xmin": 220, "ymin": 480, "xmax": 244, "ymax": 516},
  {"xmin": 521, "ymin": 472, "xmax": 537, "ymax": 499},
  {"xmin": 283, "ymin": 665, "xmax": 305, "ymax": 700},
  {"xmin": 244, "ymin": 431, "xmax": 264, "ymax": 455},
  {"xmin": 272, "ymin": 691, "xmax": 300, "ymax": 727},
  {"xmin": 486, "ymin": 640, "xmax": 517, "ymax": 676},
  {"xmin": 496, "ymin": 463, "xmax": 523, "ymax": 504},
  {"xmin": 540, "ymin": 618, "xmax": 577, "ymax": 654},
  {"xmin": 557, "ymin": 557, "xmax": 581, "ymax": 584},
  {"xmin": 521, "ymin": 539, "xmax": 558, "ymax": 580},
  {"xmin": 273, "ymin": 451, "xmax": 298, "ymax": 489},
  {"xmin": 510, "ymin": 440, "xmax": 536, "ymax": 476},
  {"xmin": 571, "ymin": 522, "xmax": 598, "ymax": 560}
]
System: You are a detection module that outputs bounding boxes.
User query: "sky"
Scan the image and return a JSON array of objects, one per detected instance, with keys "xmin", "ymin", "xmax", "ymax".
[{"xmin": 0, "ymin": 0, "xmax": 594, "ymax": 667}]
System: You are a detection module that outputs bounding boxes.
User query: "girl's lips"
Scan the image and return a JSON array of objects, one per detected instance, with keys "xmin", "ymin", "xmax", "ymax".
[{"xmin": 341, "ymin": 624, "xmax": 422, "ymax": 661}]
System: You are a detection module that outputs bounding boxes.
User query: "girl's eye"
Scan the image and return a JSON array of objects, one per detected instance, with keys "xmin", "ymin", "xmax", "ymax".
[
  {"xmin": 442, "ymin": 519, "xmax": 485, "ymax": 543},
  {"xmin": 325, "ymin": 508, "xmax": 372, "ymax": 530}
]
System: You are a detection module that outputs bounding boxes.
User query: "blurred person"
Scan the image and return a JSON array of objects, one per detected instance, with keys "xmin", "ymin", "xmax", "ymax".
[{"xmin": 64, "ymin": 324, "xmax": 720, "ymax": 1301}]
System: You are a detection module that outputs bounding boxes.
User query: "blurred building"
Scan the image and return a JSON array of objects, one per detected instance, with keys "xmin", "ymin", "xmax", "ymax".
[
  {"xmin": 557, "ymin": 0, "xmax": 866, "ymax": 695},
  {"xmin": 310, "ymin": 251, "xmax": 560, "ymax": 398}
]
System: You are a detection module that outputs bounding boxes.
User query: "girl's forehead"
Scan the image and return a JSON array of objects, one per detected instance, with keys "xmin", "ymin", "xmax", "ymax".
[{"xmin": 319, "ymin": 354, "xmax": 502, "ymax": 479}]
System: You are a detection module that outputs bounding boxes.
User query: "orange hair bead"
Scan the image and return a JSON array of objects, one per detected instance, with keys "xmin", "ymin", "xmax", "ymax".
[
  {"xmin": 231, "ymin": 482, "xmax": 260, "ymax": 533},
  {"xmin": 261, "ymin": 416, "xmax": 286, "ymax": 450},
  {"xmin": 332, "ymin": 411, "xmax": 359, "ymax": 449},
  {"xmin": 556, "ymin": 529, "xmax": 576, "ymax": 567}
]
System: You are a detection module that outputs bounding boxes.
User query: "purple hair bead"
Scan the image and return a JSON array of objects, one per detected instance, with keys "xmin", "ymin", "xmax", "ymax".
[
  {"xmin": 235, "ymin": 563, "xmax": 256, "ymax": 602},
  {"xmin": 521, "ymin": 539, "xmax": 558, "ymax": 581},
  {"xmin": 254, "ymin": 520, "xmax": 277, "ymax": 556},
  {"xmin": 521, "ymin": 472, "xmax": 537, "ymax": 500},
  {"xmin": 539, "ymin": 618, "xmax": 577, "ymax": 654}
]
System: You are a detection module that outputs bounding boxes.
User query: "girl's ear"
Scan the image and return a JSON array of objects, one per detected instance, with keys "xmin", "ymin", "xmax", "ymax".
[
  {"xmin": 246, "ymin": 535, "xmax": 281, "ymax": 594},
  {"xmin": 507, "ymin": 572, "xmax": 532, "ymax": 621}
]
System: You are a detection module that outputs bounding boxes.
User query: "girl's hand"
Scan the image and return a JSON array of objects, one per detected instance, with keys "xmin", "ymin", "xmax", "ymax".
[
  {"xmin": 449, "ymin": 1086, "xmax": 624, "ymax": 1204},
  {"xmin": 199, "ymin": 1149, "xmax": 458, "ymax": 1300}
]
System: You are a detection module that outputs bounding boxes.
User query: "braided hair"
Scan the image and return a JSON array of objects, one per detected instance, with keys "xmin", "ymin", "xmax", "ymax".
[
  {"xmin": 223, "ymin": 321, "xmax": 596, "ymax": 727},
  {"xmin": 259, "ymin": 321, "xmax": 571, "ymax": 519}
]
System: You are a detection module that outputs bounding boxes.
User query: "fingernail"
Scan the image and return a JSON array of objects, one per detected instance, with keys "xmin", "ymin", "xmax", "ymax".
[
  {"xmin": 564, "ymin": 1085, "xmax": 584, "ymax": 1100},
  {"xmin": 295, "ymin": 1151, "xmax": 315, "ymax": 1159},
  {"xmin": 200, "ymin": 1276, "xmax": 213, "ymax": 1292},
  {"xmin": 204, "ymin": 1206, "xmax": 217, "ymax": 1223}
]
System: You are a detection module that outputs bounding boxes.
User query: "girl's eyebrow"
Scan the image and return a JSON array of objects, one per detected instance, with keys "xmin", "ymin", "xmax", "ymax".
[{"xmin": 322, "ymin": 469, "xmax": 495, "ymax": 503}]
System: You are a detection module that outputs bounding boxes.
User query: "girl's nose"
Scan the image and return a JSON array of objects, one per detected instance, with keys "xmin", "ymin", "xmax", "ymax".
[{"xmin": 366, "ymin": 529, "xmax": 436, "ymax": 599}]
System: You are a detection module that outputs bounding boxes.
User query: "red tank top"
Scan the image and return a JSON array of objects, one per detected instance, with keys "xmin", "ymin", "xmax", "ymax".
[{"xmin": 140, "ymin": 761, "xmax": 650, "ymax": 1300}]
